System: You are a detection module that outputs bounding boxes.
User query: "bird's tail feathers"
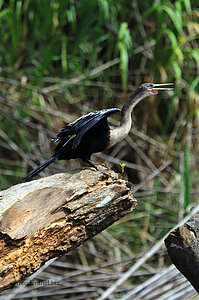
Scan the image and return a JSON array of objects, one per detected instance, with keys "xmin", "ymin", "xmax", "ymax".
[{"xmin": 18, "ymin": 155, "xmax": 58, "ymax": 183}]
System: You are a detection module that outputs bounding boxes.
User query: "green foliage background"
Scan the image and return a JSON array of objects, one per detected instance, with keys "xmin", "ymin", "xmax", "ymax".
[{"xmin": 0, "ymin": 0, "xmax": 198, "ymax": 272}]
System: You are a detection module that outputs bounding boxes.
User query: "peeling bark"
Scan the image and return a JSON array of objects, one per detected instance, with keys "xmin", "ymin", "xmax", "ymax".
[
  {"xmin": 0, "ymin": 167, "xmax": 136, "ymax": 291},
  {"xmin": 165, "ymin": 214, "xmax": 199, "ymax": 293}
]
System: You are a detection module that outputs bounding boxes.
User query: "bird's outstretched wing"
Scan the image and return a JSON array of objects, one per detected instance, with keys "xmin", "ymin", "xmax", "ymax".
[
  {"xmin": 53, "ymin": 108, "xmax": 120, "ymax": 152},
  {"xmin": 72, "ymin": 108, "xmax": 120, "ymax": 149}
]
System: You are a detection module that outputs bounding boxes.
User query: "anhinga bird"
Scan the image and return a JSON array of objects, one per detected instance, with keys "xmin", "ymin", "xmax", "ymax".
[{"xmin": 19, "ymin": 83, "xmax": 174, "ymax": 183}]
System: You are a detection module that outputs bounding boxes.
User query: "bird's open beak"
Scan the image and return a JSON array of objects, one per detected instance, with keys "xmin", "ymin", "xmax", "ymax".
[
  {"xmin": 151, "ymin": 83, "xmax": 174, "ymax": 91},
  {"xmin": 149, "ymin": 83, "xmax": 174, "ymax": 95}
]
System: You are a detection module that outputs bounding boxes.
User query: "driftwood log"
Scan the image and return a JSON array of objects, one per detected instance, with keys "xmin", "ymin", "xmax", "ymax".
[
  {"xmin": 0, "ymin": 167, "xmax": 136, "ymax": 291},
  {"xmin": 165, "ymin": 214, "xmax": 199, "ymax": 293}
]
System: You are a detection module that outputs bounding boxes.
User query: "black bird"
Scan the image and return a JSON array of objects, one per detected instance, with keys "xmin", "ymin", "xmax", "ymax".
[{"xmin": 19, "ymin": 83, "xmax": 174, "ymax": 183}]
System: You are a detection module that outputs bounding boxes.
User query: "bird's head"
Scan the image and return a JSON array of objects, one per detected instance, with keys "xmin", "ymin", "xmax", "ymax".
[
  {"xmin": 122, "ymin": 82, "xmax": 174, "ymax": 113},
  {"xmin": 140, "ymin": 82, "xmax": 174, "ymax": 96}
]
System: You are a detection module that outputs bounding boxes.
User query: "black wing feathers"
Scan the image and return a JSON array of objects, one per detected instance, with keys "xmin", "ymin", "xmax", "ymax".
[
  {"xmin": 72, "ymin": 108, "xmax": 120, "ymax": 149},
  {"xmin": 53, "ymin": 108, "xmax": 120, "ymax": 151}
]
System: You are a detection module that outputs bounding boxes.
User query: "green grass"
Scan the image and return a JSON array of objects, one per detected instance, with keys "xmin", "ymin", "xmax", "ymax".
[{"xmin": 0, "ymin": 0, "xmax": 197, "ymax": 88}]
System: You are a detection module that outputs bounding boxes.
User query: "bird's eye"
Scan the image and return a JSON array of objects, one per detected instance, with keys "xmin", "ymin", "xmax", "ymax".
[{"xmin": 140, "ymin": 83, "xmax": 154, "ymax": 89}]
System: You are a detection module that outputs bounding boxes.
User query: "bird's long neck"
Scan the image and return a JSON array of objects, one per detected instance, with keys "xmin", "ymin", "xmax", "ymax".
[
  {"xmin": 120, "ymin": 87, "xmax": 146, "ymax": 127},
  {"xmin": 108, "ymin": 88, "xmax": 148, "ymax": 148}
]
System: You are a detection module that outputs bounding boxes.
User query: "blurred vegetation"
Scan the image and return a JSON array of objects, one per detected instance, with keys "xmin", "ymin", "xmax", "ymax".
[{"xmin": 0, "ymin": 0, "xmax": 199, "ymax": 296}]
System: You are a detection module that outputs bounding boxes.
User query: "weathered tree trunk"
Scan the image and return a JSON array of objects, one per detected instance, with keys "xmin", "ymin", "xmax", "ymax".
[
  {"xmin": 165, "ymin": 214, "xmax": 199, "ymax": 293},
  {"xmin": 0, "ymin": 167, "xmax": 136, "ymax": 291}
]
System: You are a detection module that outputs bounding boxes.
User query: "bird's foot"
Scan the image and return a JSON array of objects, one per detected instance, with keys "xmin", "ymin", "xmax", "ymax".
[
  {"xmin": 84, "ymin": 160, "xmax": 118, "ymax": 180},
  {"xmin": 100, "ymin": 162, "xmax": 112, "ymax": 172},
  {"xmin": 85, "ymin": 160, "xmax": 99, "ymax": 170},
  {"xmin": 85, "ymin": 160, "xmax": 110, "ymax": 176},
  {"xmin": 100, "ymin": 162, "xmax": 108, "ymax": 168}
]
